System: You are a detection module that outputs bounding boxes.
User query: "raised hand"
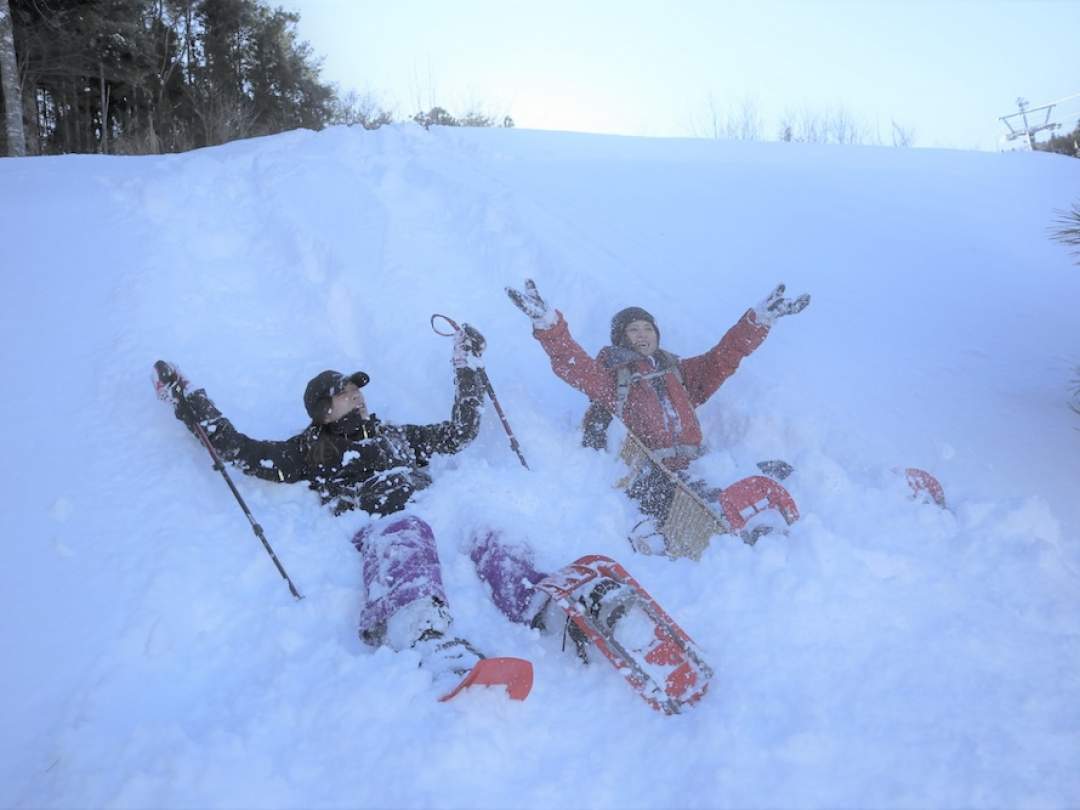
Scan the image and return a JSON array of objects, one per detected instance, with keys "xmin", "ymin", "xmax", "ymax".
[
  {"xmin": 505, "ymin": 279, "xmax": 555, "ymax": 328},
  {"xmin": 154, "ymin": 360, "xmax": 189, "ymax": 404},
  {"xmin": 753, "ymin": 283, "xmax": 810, "ymax": 327},
  {"xmin": 452, "ymin": 323, "xmax": 486, "ymax": 369}
]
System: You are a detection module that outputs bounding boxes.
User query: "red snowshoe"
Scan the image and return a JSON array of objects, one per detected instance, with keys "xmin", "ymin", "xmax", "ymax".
[{"xmin": 536, "ymin": 555, "xmax": 713, "ymax": 714}]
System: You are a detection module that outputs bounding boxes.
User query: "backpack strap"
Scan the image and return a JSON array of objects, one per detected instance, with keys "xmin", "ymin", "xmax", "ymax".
[
  {"xmin": 614, "ymin": 365, "xmax": 634, "ymax": 418},
  {"xmin": 616, "ymin": 355, "xmax": 686, "ymax": 419},
  {"xmin": 594, "ymin": 347, "xmax": 689, "ymax": 441}
]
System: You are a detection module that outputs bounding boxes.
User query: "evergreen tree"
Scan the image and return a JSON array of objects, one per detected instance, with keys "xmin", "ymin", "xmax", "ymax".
[
  {"xmin": 1036, "ymin": 118, "xmax": 1079, "ymax": 158},
  {"xmin": 5, "ymin": 0, "xmax": 340, "ymax": 154},
  {"xmin": 0, "ymin": 0, "xmax": 26, "ymax": 155},
  {"xmin": 3, "ymin": 0, "xmax": 509, "ymax": 156}
]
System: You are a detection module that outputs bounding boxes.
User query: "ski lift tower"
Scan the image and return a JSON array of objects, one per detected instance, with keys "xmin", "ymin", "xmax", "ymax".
[{"xmin": 997, "ymin": 96, "xmax": 1067, "ymax": 151}]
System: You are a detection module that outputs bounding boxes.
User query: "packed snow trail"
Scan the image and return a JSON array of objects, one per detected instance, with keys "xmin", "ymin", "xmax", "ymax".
[{"xmin": 2, "ymin": 125, "xmax": 1079, "ymax": 808}]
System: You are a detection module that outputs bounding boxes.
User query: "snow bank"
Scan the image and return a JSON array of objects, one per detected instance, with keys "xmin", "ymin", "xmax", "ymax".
[{"xmin": 2, "ymin": 125, "xmax": 1079, "ymax": 808}]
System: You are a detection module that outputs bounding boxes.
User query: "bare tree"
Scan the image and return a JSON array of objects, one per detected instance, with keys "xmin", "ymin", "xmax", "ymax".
[
  {"xmin": 330, "ymin": 89, "xmax": 394, "ymax": 129},
  {"xmin": 778, "ymin": 108, "xmax": 824, "ymax": 143},
  {"xmin": 824, "ymin": 106, "xmax": 867, "ymax": 144},
  {"xmin": 188, "ymin": 87, "xmax": 257, "ymax": 146},
  {"xmin": 0, "ymin": 0, "xmax": 26, "ymax": 156},
  {"xmin": 452, "ymin": 90, "xmax": 512, "ymax": 129},
  {"xmin": 727, "ymin": 96, "xmax": 762, "ymax": 141},
  {"xmin": 776, "ymin": 105, "xmax": 878, "ymax": 145},
  {"xmin": 890, "ymin": 119, "xmax": 916, "ymax": 148},
  {"xmin": 694, "ymin": 94, "xmax": 762, "ymax": 141}
]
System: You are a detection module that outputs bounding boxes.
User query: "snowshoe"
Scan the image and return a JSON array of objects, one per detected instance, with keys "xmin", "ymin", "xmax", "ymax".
[
  {"xmin": 903, "ymin": 468, "xmax": 947, "ymax": 508},
  {"xmin": 536, "ymin": 555, "xmax": 713, "ymax": 714}
]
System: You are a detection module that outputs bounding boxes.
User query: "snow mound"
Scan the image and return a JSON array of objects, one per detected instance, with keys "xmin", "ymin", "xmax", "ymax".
[{"xmin": 2, "ymin": 125, "xmax": 1079, "ymax": 808}]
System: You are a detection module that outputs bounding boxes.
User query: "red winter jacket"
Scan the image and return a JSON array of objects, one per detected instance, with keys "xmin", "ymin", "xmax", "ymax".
[{"xmin": 534, "ymin": 310, "xmax": 770, "ymax": 469}]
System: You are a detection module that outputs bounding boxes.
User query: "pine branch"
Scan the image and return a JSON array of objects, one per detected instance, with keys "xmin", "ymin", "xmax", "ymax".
[{"xmin": 1051, "ymin": 203, "xmax": 1080, "ymax": 258}]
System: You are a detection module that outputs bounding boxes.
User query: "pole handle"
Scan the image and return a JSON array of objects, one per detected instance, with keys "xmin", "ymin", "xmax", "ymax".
[
  {"xmin": 429, "ymin": 315, "xmax": 530, "ymax": 469},
  {"xmin": 430, "ymin": 313, "xmax": 460, "ymax": 337}
]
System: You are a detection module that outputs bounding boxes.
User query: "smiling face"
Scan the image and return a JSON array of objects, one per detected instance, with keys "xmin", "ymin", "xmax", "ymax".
[
  {"xmin": 326, "ymin": 382, "xmax": 368, "ymax": 423},
  {"xmin": 624, "ymin": 319, "xmax": 659, "ymax": 357}
]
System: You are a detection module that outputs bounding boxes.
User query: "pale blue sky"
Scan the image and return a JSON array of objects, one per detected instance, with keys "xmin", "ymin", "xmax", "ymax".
[{"xmin": 280, "ymin": 0, "xmax": 1080, "ymax": 150}]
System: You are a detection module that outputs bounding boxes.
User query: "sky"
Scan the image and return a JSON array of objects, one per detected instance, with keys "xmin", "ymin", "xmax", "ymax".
[{"xmin": 278, "ymin": 1, "xmax": 1080, "ymax": 151}]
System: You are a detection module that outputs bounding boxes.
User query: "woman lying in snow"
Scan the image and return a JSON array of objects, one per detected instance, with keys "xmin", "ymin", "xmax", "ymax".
[
  {"xmin": 155, "ymin": 326, "xmax": 556, "ymax": 692},
  {"xmin": 506, "ymin": 278, "xmax": 810, "ymax": 552}
]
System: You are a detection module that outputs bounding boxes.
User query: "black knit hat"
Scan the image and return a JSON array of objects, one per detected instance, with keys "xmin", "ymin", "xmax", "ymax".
[
  {"xmin": 304, "ymin": 369, "xmax": 370, "ymax": 424},
  {"xmin": 610, "ymin": 306, "xmax": 660, "ymax": 348}
]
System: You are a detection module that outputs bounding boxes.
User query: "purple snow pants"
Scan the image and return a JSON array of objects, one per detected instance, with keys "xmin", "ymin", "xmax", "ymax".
[
  {"xmin": 352, "ymin": 515, "xmax": 448, "ymax": 647},
  {"xmin": 468, "ymin": 530, "xmax": 547, "ymax": 625},
  {"xmin": 352, "ymin": 515, "xmax": 548, "ymax": 647}
]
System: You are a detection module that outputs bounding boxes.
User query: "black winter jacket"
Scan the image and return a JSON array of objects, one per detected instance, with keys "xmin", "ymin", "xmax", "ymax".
[{"xmin": 175, "ymin": 368, "xmax": 484, "ymax": 516}]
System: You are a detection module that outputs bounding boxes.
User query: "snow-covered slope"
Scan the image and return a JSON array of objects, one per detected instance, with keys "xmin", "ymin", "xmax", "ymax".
[{"xmin": 3, "ymin": 125, "xmax": 1079, "ymax": 808}]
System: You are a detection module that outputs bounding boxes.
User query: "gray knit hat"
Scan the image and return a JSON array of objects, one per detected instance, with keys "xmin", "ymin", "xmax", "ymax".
[{"xmin": 610, "ymin": 306, "xmax": 660, "ymax": 348}]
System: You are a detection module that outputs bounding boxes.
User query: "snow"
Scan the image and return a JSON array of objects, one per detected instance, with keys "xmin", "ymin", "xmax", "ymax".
[{"xmin": 3, "ymin": 124, "xmax": 1080, "ymax": 808}]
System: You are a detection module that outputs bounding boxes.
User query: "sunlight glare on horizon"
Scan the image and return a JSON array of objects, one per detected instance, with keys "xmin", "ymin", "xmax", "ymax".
[{"xmin": 280, "ymin": 0, "xmax": 1080, "ymax": 150}]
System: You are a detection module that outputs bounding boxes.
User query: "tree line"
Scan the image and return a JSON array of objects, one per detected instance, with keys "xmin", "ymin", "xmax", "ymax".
[
  {"xmin": 0, "ymin": 0, "xmax": 509, "ymax": 157},
  {"xmin": 691, "ymin": 95, "xmax": 917, "ymax": 148},
  {"xmin": 1035, "ymin": 118, "xmax": 1080, "ymax": 158}
]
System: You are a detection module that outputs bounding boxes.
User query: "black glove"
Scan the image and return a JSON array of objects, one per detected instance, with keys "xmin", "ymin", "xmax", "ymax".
[
  {"xmin": 753, "ymin": 283, "xmax": 810, "ymax": 326},
  {"xmin": 506, "ymin": 279, "xmax": 556, "ymax": 328},
  {"xmin": 154, "ymin": 360, "xmax": 189, "ymax": 405},
  {"xmin": 452, "ymin": 323, "xmax": 486, "ymax": 368}
]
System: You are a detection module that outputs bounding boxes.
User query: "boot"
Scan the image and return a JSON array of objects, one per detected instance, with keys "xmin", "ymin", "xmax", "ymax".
[{"xmin": 414, "ymin": 629, "xmax": 485, "ymax": 681}]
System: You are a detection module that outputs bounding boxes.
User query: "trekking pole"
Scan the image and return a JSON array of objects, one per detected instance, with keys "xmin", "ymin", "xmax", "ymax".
[
  {"xmin": 431, "ymin": 314, "xmax": 530, "ymax": 469},
  {"xmin": 155, "ymin": 362, "xmax": 303, "ymax": 600}
]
